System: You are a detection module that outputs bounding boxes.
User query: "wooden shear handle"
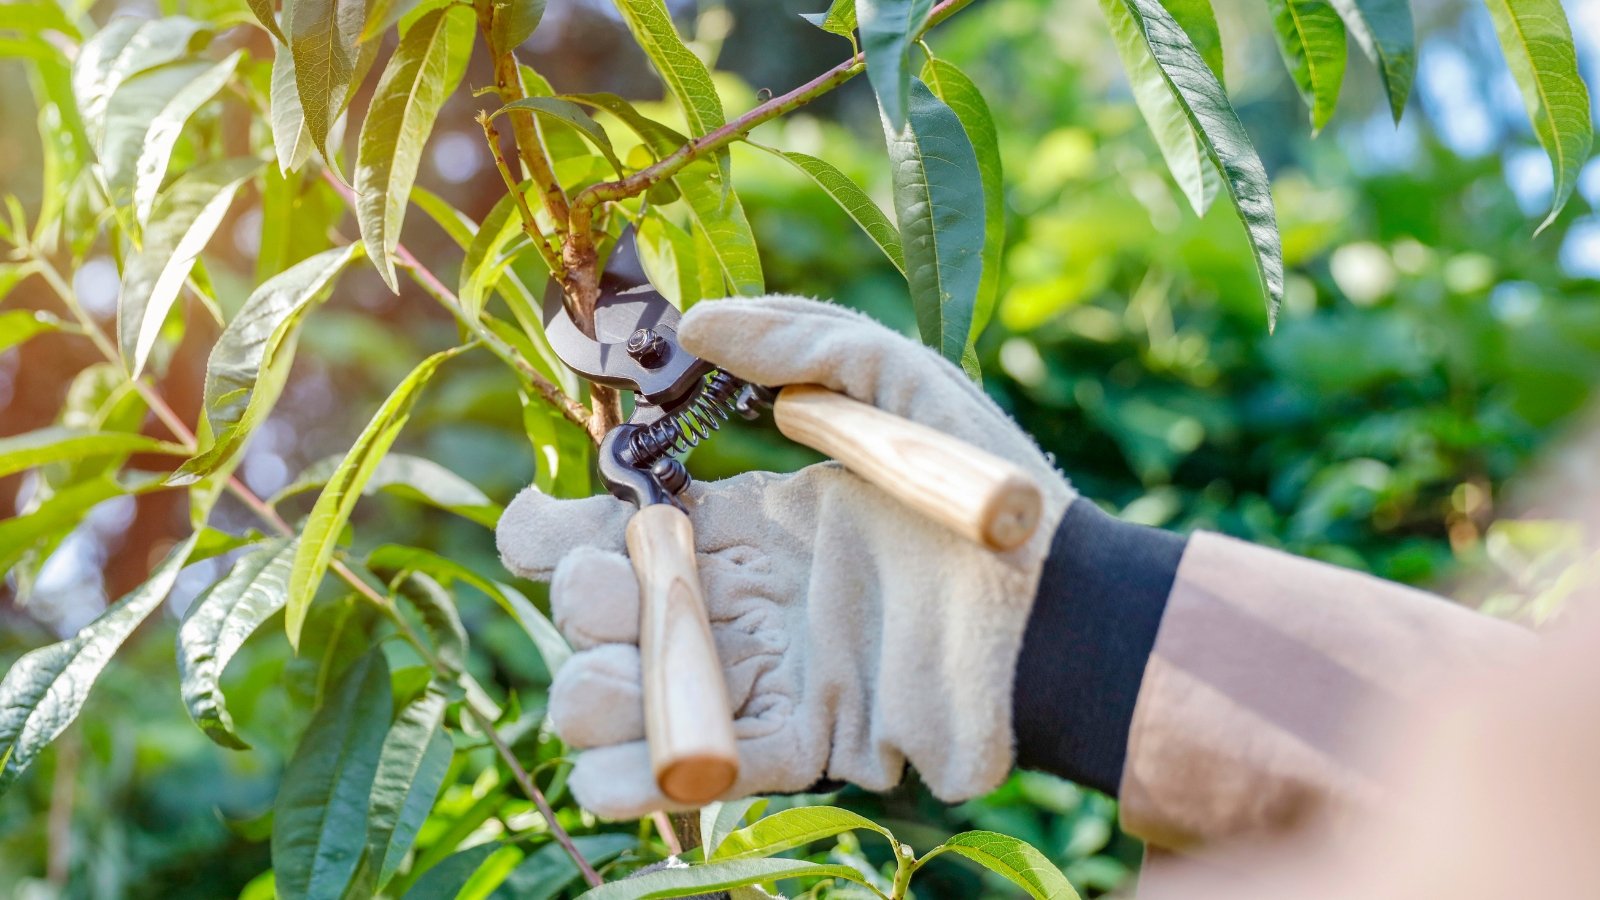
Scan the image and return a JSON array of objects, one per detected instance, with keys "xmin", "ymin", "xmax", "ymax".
[
  {"xmin": 773, "ymin": 384, "xmax": 1043, "ymax": 552},
  {"xmin": 626, "ymin": 504, "xmax": 739, "ymax": 805}
]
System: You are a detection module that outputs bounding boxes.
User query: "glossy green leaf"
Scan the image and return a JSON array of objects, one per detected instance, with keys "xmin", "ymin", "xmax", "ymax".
[
  {"xmin": 1103, "ymin": 0, "xmax": 1284, "ymax": 326},
  {"xmin": 915, "ymin": 831, "xmax": 1081, "ymax": 899},
  {"xmin": 858, "ymin": 0, "xmax": 934, "ymax": 131},
  {"xmin": 489, "ymin": 0, "xmax": 545, "ymax": 56},
  {"xmin": 713, "ymin": 806, "xmax": 893, "ymax": 862},
  {"xmin": 801, "ymin": 0, "xmax": 858, "ymax": 40},
  {"xmin": 98, "ymin": 58, "xmax": 220, "ymax": 210},
  {"xmin": 1482, "ymin": 0, "xmax": 1593, "ymax": 231},
  {"xmin": 884, "ymin": 79, "xmax": 984, "ymax": 363},
  {"xmin": 493, "ymin": 97, "xmax": 626, "ymax": 175},
  {"xmin": 171, "ymin": 244, "xmax": 362, "ymax": 484},
  {"xmin": 272, "ymin": 648, "xmax": 393, "ymax": 900},
  {"xmin": 494, "ymin": 835, "xmax": 637, "ymax": 900},
  {"xmin": 73, "ymin": 16, "xmax": 211, "ymax": 140},
  {"xmin": 272, "ymin": 453, "xmax": 499, "ymax": 527},
  {"xmin": 271, "ymin": 44, "xmax": 314, "ymax": 174},
  {"xmin": 1326, "ymin": 0, "xmax": 1414, "ymax": 121},
  {"xmin": 0, "ymin": 534, "xmax": 198, "ymax": 796},
  {"xmin": 1265, "ymin": 0, "xmax": 1347, "ymax": 132},
  {"xmin": 394, "ymin": 572, "xmax": 467, "ymax": 674},
  {"xmin": 700, "ymin": 798, "xmax": 768, "ymax": 858},
  {"xmin": 119, "ymin": 157, "xmax": 259, "ymax": 377},
  {"xmin": 0, "ymin": 428, "xmax": 184, "ymax": 479},
  {"xmin": 679, "ymin": 163, "xmax": 764, "ymax": 296},
  {"xmin": 577, "ymin": 859, "xmax": 874, "ymax": 899},
  {"xmin": 365, "ymin": 544, "xmax": 572, "ymax": 675},
  {"xmin": 285, "ymin": 345, "xmax": 468, "ymax": 648},
  {"xmin": 356, "ymin": 6, "xmax": 474, "ymax": 292},
  {"xmin": 177, "ymin": 538, "xmax": 298, "ymax": 750},
  {"xmin": 759, "ymin": 145, "xmax": 904, "ymax": 275},
  {"xmin": 1160, "ymin": 0, "xmax": 1224, "ymax": 85},
  {"xmin": 365, "ymin": 687, "xmax": 451, "ymax": 891},
  {"xmin": 1101, "ymin": 0, "xmax": 1218, "ymax": 214},
  {"xmin": 921, "ymin": 57, "xmax": 1003, "ymax": 349},
  {"xmin": 0, "ymin": 309, "xmax": 58, "ymax": 355},
  {"xmin": 132, "ymin": 50, "xmax": 242, "ymax": 225},
  {"xmin": 290, "ymin": 0, "xmax": 367, "ymax": 172},
  {"xmin": 612, "ymin": 0, "xmax": 726, "ymax": 147}
]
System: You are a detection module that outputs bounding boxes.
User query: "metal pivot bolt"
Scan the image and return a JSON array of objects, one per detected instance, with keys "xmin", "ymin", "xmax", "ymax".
[{"xmin": 627, "ymin": 328, "xmax": 670, "ymax": 368}]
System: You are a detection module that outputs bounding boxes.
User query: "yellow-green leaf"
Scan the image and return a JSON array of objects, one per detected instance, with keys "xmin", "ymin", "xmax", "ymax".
[
  {"xmin": 285, "ymin": 345, "xmax": 468, "ymax": 648},
  {"xmin": 1160, "ymin": 0, "xmax": 1225, "ymax": 85},
  {"xmin": 0, "ymin": 428, "xmax": 185, "ymax": 479},
  {"xmin": 758, "ymin": 144, "xmax": 903, "ymax": 275},
  {"xmin": 1265, "ymin": 0, "xmax": 1347, "ymax": 132},
  {"xmin": 290, "ymin": 0, "xmax": 368, "ymax": 173},
  {"xmin": 612, "ymin": 0, "xmax": 728, "ymax": 180},
  {"xmin": 915, "ymin": 830, "xmax": 1081, "ymax": 900}
]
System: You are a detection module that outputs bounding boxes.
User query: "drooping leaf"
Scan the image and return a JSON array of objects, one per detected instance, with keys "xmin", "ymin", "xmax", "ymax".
[
  {"xmin": 271, "ymin": 44, "xmax": 314, "ymax": 174},
  {"xmin": 758, "ymin": 145, "xmax": 903, "ymax": 275},
  {"xmin": 98, "ymin": 58, "xmax": 222, "ymax": 211},
  {"xmin": 285, "ymin": 345, "xmax": 468, "ymax": 648},
  {"xmin": 713, "ymin": 806, "xmax": 894, "ymax": 862},
  {"xmin": 393, "ymin": 572, "xmax": 467, "ymax": 674},
  {"xmin": 920, "ymin": 57, "xmax": 1004, "ymax": 349},
  {"xmin": 247, "ymin": 0, "xmax": 287, "ymax": 43},
  {"xmin": 700, "ymin": 798, "xmax": 768, "ymax": 859},
  {"xmin": 119, "ymin": 157, "xmax": 259, "ymax": 377},
  {"xmin": 1102, "ymin": 0, "xmax": 1219, "ymax": 214},
  {"xmin": 492, "ymin": 97, "xmax": 626, "ymax": 175},
  {"xmin": 858, "ymin": 0, "xmax": 935, "ymax": 131},
  {"xmin": 272, "ymin": 648, "xmax": 393, "ymax": 900},
  {"xmin": 576, "ymin": 859, "xmax": 875, "ymax": 900},
  {"xmin": 1265, "ymin": 0, "xmax": 1347, "ymax": 132},
  {"xmin": 0, "ymin": 309, "xmax": 58, "ymax": 356},
  {"xmin": 1325, "ymin": 0, "xmax": 1414, "ymax": 121},
  {"xmin": 459, "ymin": 185, "xmax": 537, "ymax": 320},
  {"xmin": 177, "ymin": 538, "xmax": 299, "ymax": 750},
  {"xmin": 290, "ymin": 0, "xmax": 367, "ymax": 172},
  {"xmin": 356, "ymin": 6, "xmax": 474, "ymax": 292},
  {"xmin": 0, "ymin": 535, "xmax": 198, "ymax": 796},
  {"xmin": 914, "ymin": 831, "xmax": 1082, "ymax": 900},
  {"xmin": 801, "ymin": 0, "xmax": 858, "ymax": 40},
  {"xmin": 489, "ymin": 0, "xmax": 545, "ymax": 56},
  {"xmin": 612, "ymin": 0, "xmax": 729, "ymax": 181},
  {"xmin": 883, "ymin": 79, "xmax": 984, "ymax": 363},
  {"xmin": 365, "ymin": 687, "xmax": 451, "ymax": 891},
  {"xmin": 1481, "ymin": 0, "xmax": 1593, "ymax": 231},
  {"xmin": 402, "ymin": 842, "xmax": 500, "ymax": 899},
  {"xmin": 0, "ymin": 428, "xmax": 184, "ymax": 479},
  {"xmin": 492, "ymin": 835, "xmax": 637, "ymax": 900},
  {"xmin": 1101, "ymin": 0, "xmax": 1285, "ymax": 326},
  {"xmin": 636, "ymin": 210, "xmax": 700, "ymax": 308},
  {"xmin": 1159, "ymin": 0, "xmax": 1225, "ymax": 85},
  {"xmin": 131, "ymin": 50, "xmax": 243, "ymax": 225},
  {"xmin": 0, "ymin": 474, "xmax": 159, "ymax": 576},
  {"xmin": 170, "ymin": 244, "xmax": 362, "ymax": 484},
  {"xmin": 272, "ymin": 453, "xmax": 499, "ymax": 526},
  {"xmin": 73, "ymin": 16, "xmax": 211, "ymax": 140}
]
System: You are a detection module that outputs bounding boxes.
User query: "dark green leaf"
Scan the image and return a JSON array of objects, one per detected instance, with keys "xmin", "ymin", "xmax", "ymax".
[
  {"xmin": 612, "ymin": 0, "xmax": 730, "ymax": 183},
  {"xmin": 356, "ymin": 6, "xmax": 474, "ymax": 291},
  {"xmin": 1265, "ymin": 0, "xmax": 1347, "ymax": 132},
  {"xmin": 171, "ymin": 245, "xmax": 361, "ymax": 484},
  {"xmin": 1327, "ymin": 0, "xmax": 1414, "ymax": 121},
  {"xmin": 492, "ymin": 835, "xmax": 637, "ymax": 900},
  {"xmin": 0, "ymin": 428, "xmax": 185, "ymax": 479},
  {"xmin": 0, "ymin": 535, "xmax": 198, "ymax": 795},
  {"xmin": 713, "ymin": 806, "xmax": 893, "ymax": 862},
  {"xmin": 119, "ymin": 157, "xmax": 259, "ymax": 377},
  {"xmin": 884, "ymin": 79, "xmax": 984, "ymax": 363},
  {"xmin": 1482, "ymin": 0, "xmax": 1593, "ymax": 231},
  {"xmin": 272, "ymin": 649, "xmax": 393, "ymax": 900},
  {"xmin": 759, "ymin": 145, "xmax": 903, "ymax": 275},
  {"xmin": 576, "ymin": 859, "xmax": 875, "ymax": 899},
  {"xmin": 247, "ymin": 0, "xmax": 287, "ymax": 43},
  {"xmin": 130, "ymin": 50, "xmax": 243, "ymax": 225},
  {"xmin": 177, "ymin": 538, "xmax": 298, "ymax": 750},
  {"xmin": 914, "ymin": 830, "xmax": 1081, "ymax": 900},
  {"xmin": 394, "ymin": 572, "xmax": 467, "ymax": 674},
  {"xmin": 0, "ymin": 474, "xmax": 158, "ymax": 576},
  {"xmin": 285, "ymin": 345, "xmax": 468, "ymax": 647},
  {"xmin": 365, "ymin": 687, "xmax": 451, "ymax": 891},
  {"xmin": 921, "ymin": 57, "xmax": 1003, "ymax": 350},
  {"xmin": 858, "ymin": 0, "xmax": 934, "ymax": 131},
  {"xmin": 272, "ymin": 453, "xmax": 498, "ymax": 526}
]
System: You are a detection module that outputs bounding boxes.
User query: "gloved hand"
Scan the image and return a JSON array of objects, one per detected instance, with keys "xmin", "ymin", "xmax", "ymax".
[{"xmin": 497, "ymin": 296, "xmax": 1077, "ymax": 819}]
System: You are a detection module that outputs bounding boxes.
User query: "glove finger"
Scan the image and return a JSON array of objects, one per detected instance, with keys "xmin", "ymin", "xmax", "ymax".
[
  {"xmin": 551, "ymin": 548, "xmax": 640, "ymax": 649},
  {"xmin": 497, "ymin": 487, "xmax": 631, "ymax": 581},
  {"xmin": 678, "ymin": 296, "xmax": 1008, "ymax": 436},
  {"xmin": 549, "ymin": 644, "xmax": 644, "ymax": 748}
]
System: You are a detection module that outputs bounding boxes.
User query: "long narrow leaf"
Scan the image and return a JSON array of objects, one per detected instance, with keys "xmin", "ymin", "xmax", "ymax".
[
  {"xmin": 0, "ymin": 535, "xmax": 198, "ymax": 795},
  {"xmin": 612, "ymin": 0, "xmax": 727, "ymax": 163},
  {"xmin": 285, "ymin": 345, "xmax": 469, "ymax": 647},
  {"xmin": 492, "ymin": 97, "xmax": 626, "ymax": 175},
  {"xmin": 1325, "ymin": 0, "xmax": 1414, "ymax": 121},
  {"xmin": 0, "ymin": 428, "xmax": 185, "ymax": 479},
  {"xmin": 1481, "ymin": 0, "xmax": 1593, "ymax": 231},
  {"xmin": 858, "ymin": 0, "xmax": 935, "ymax": 131},
  {"xmin": 290, "ymin": 0, "xmax": 368, "ymax": 172},
  {"xmin": 914, "ymin": 830, "xmax": 1081, "ymax": 900},
  {"xmin": 1265, "ymin": 0, "xmax": 1347, "ymax": 132},
  {"xmin": 758, "ymin": 145, "xmax": 904, "ymax": 275},
  {"xmin": 130, "ymin": 50, "xmax": 242, "ymax": 225},
  {"xmin": 365, "ymin": 688, "xmax": 451, "ymax": 891}
]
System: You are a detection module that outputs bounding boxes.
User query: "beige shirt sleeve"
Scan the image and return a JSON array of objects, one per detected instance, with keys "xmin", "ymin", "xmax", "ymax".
[{"xmin": 1117, "ymin": 531, "xmax": 1533, "ymax": 851}]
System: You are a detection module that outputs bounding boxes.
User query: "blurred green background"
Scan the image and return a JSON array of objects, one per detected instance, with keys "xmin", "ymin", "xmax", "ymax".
[{"xmin": 2, "ymin": 0, "xmax": 1599, "ymax": 895}]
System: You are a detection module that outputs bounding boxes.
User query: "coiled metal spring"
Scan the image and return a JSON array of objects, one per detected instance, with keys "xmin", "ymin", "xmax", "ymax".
[{"xmin": 623, "ymin": 369, "xmax": 746, "ymax": 465}]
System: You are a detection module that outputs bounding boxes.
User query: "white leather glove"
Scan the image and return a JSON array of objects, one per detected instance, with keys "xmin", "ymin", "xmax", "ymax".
[{"xmin": 497, "ymin": 296, "xmax": 1076, "ymax": 819}]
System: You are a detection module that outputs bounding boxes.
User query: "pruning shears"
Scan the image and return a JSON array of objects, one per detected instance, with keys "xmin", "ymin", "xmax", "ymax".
[{"xmin": 542, "ymin": 230, "xmax": 1043, "ymax": 804}]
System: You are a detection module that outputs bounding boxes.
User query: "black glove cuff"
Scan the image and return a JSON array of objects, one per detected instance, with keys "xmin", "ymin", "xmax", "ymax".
[{"xmin": 1011, "ymin": 500, "xmax": 1187, "ymax": 796}]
